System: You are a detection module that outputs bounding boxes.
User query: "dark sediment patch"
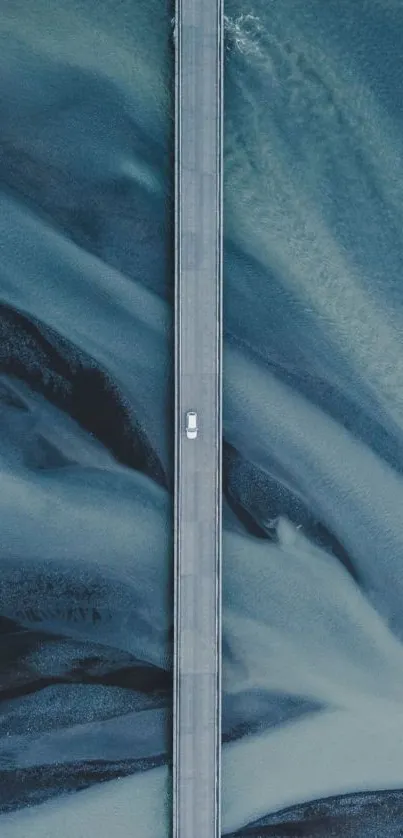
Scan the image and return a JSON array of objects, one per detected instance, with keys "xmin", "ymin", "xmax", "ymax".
[
  {"xmin": 232, "ymin": 789, "xmax": 403, "ymax": 837},
  {"xmin": 0, "ymin": 756, "xmax": 167, "ymax": 815},
  {"xmin": 0, "ymin": 303, "xmax": 166, "ymax": 485}
]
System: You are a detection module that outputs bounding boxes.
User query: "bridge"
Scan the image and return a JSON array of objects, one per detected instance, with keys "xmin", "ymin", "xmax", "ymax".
[{"xmin": 173, "ymin": 0, "xmax": 224, "ymax": 835}]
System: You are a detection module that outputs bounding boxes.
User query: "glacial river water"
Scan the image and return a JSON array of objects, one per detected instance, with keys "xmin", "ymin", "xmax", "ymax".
[{"xmin": 2, "ymin": 0, "xmax": 403, "ymax": 836}]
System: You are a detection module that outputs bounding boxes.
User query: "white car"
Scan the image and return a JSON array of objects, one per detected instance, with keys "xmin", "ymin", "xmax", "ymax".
[{"xmin": 186, "ymin": 410, "xmax": 198, "ymax": 439}]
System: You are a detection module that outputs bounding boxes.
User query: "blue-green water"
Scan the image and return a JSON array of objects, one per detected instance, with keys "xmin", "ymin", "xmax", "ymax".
[{"xmin": 2, "ymin": 0, "xmax": 403, "ymax": 835}]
